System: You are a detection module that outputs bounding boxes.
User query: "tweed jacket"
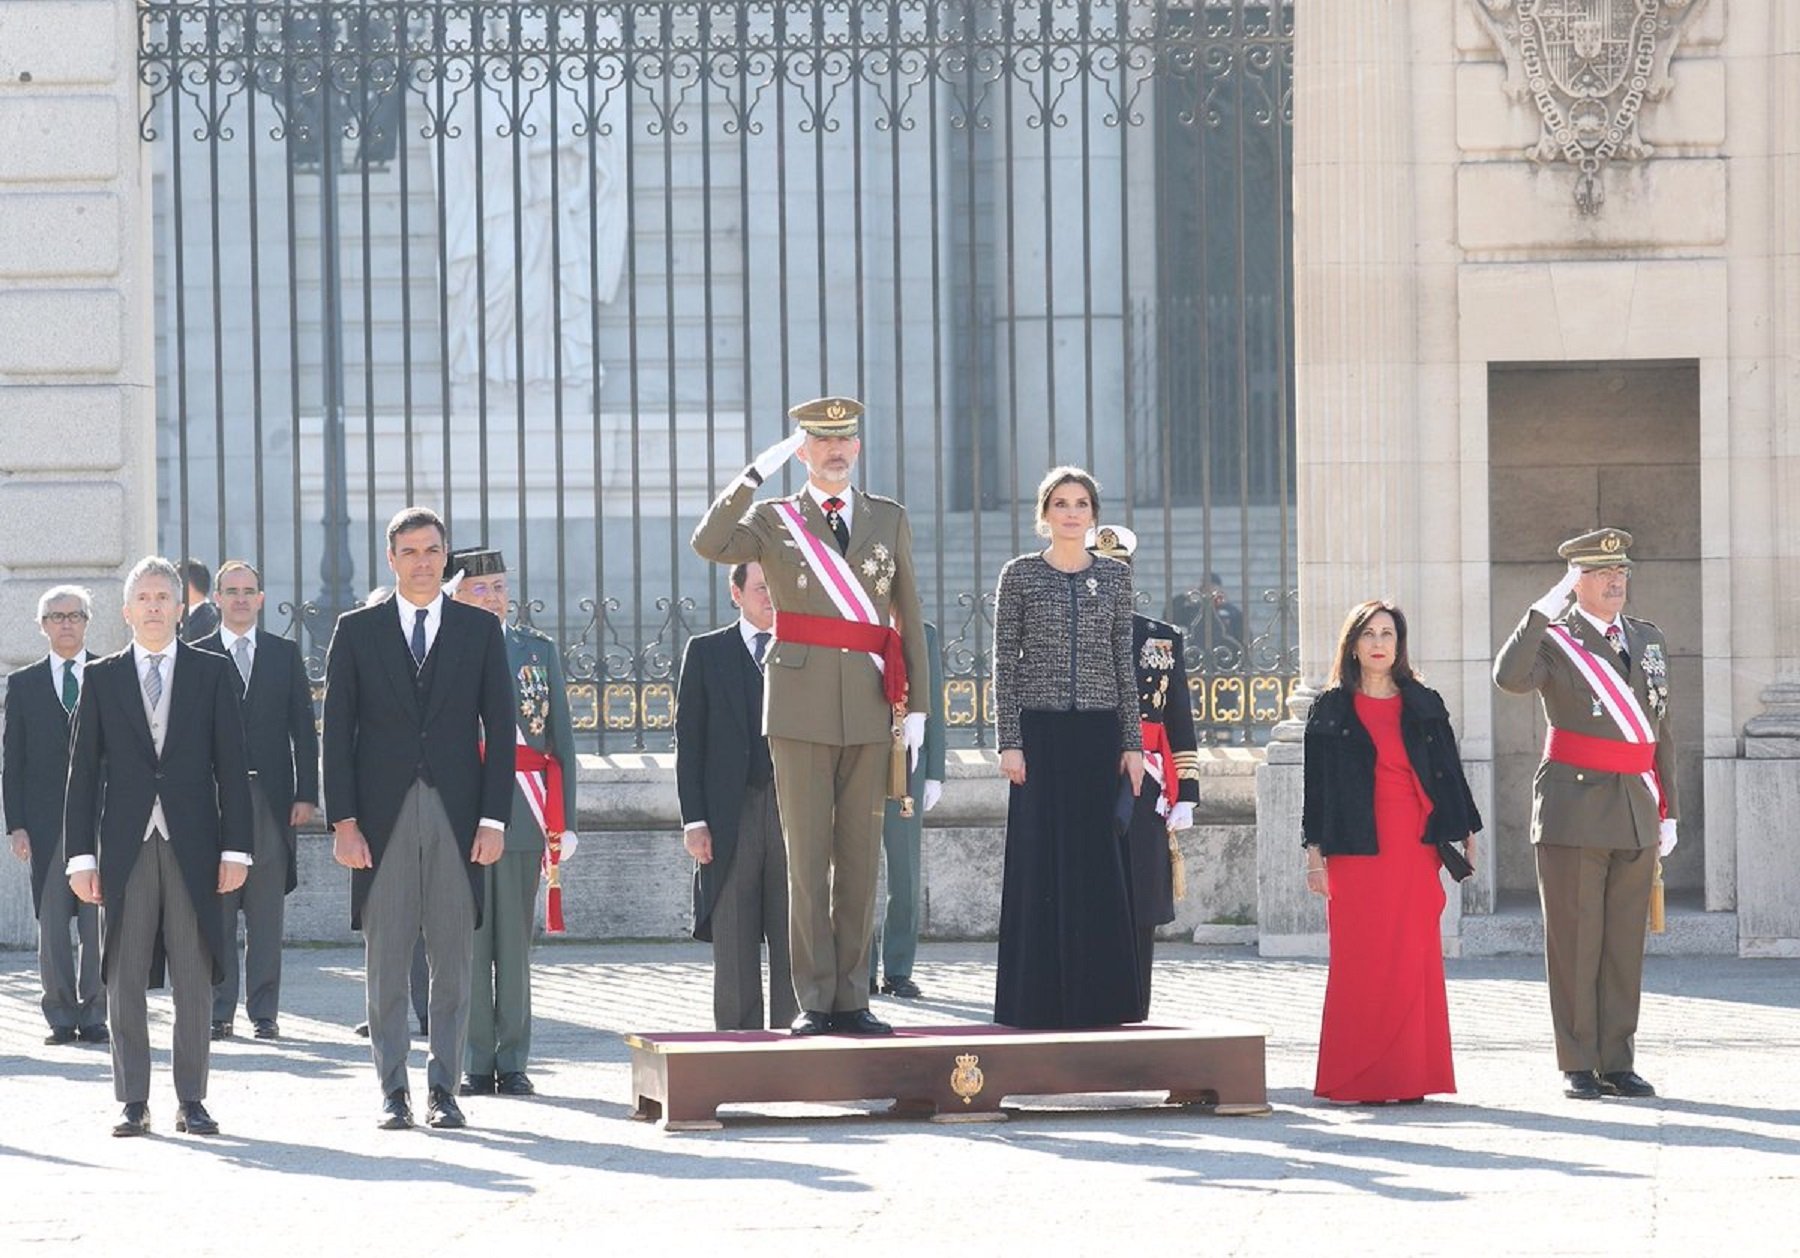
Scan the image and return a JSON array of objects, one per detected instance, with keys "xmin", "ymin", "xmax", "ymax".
[
  {"xmin": 691, "ymin": 478, "xmax": 929, "ymax": 747},
  {"xmin": 1493, "ymin": 606, "xmax": 1678, "ymax": 850},
  {"xmin": 991, "ymin": 552, "xmax": 1140, "ymax": 753}
]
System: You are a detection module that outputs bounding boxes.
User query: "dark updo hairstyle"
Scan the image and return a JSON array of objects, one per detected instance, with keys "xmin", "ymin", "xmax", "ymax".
[
  {"xmin": 1033, "ymin": 466, "xmax": 1101, "ymax": 539},
  {"xmin": 1327, "ymin": 598, "xmax": 1415, "ymax": 690}
]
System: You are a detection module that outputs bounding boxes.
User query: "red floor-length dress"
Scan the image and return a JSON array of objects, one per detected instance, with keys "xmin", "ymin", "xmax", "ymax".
[{"xmin": 1313, "ymin": 690, "xmax": 1457, "ymax": 1102}]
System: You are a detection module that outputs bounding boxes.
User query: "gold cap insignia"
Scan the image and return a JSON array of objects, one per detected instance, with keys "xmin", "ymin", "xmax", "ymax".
[
  {"xmin": 1085, "ymin": 523, "xmax": 1138, "ymax": 560},
  {"xmin": 1557, "ymin": 526, "xmax": 1634, "ymax": 569},
  {"xmin": 787, "ymin": 395, "xmax": 864, "ymax": 437}
]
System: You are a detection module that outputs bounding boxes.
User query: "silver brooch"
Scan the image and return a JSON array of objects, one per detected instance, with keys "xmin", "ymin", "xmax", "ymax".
[{"xmin": 1085, "ymin": 576, "xmax": 1099, "ymax": 597}]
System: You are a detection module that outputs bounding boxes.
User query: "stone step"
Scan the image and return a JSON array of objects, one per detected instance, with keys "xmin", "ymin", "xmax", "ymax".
[{"xmin": 1459, "ymin": 905, "xmax": 1739, "ymax": 958}]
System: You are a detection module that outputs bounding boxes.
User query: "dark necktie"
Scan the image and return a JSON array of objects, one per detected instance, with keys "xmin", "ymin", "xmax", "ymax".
[
  {"xmin": 411, "ymin": 607, "xmax": 429, "ymax": 668},
  {"xmin": 822, "ymin": 496, "xmax": 849, "ymax": 552},
  {"xmin": 1605, "ymin": 624, "xmax": 1628, "ymax": 671},
  {"xmin": 752, "ymin": 630, "xmax": 771, "ymax": 671},
  {"xmin": 60, "ymin": 659, "xmax": 78, "ymax": 714}
]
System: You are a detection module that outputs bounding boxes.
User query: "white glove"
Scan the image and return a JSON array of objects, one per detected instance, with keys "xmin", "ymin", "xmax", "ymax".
[
  {"xmin": 442, "ymin": 570, "xmax": 466, "ymax": 596},
  {"xmin": 1533, "ymin": 563, "xmax": 1583, "ymax": 619},
  {"xmin": 922, "ymin": 779, "xmax": 943, "ymax": 812},
  {"xmin": 1167, "ymin": 801, "xmax": 1195, "ymax": 832},
  {"xmin": 749, "ymin": 430, "xmax": 806, "ymax": 482},
  {"xmin": 904, "ymin": 711, "xmax": 926, "ymax": 771},
  {"xmin": 1658, "ymin": 818, "xmax": 1677, "ymax": 858}
]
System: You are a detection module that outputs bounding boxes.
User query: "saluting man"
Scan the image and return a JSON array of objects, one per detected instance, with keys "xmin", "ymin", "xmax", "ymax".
[
  {"xmin": 1494, "ymin": 527, "xmax": 1677, "ymax": 1102},
  {"xmin": 1089, "ymin": 525, "xmax": 1200, "ymax": 1019},
  {"xmin": 446, "ymin": 548, "xmax": 579, "ymax": 1099},
  {"xmin": 692, "ymin": 397, "xmax": 930, "ymax": 1036}
]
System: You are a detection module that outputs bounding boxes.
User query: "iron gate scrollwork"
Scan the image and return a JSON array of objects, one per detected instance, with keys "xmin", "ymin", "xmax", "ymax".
[{"xmin": 140, "ymin": 0, "xmax": 1295, "ymax": 750}]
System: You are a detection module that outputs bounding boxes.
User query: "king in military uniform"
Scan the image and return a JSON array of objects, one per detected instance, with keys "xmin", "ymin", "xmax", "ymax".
[
  {"xmin": 1494, "ymin": 527, "xmax": 1677, "ymax": 1102},
  {"xmin": 447, "ymin": 548, "xmax": 580, "ymax": 1096},
  {"xmin": 692, "ymin": 397, "xmax": 930, "ymax": 1036},
  {"xmin": 1089, "ymin": 525, "xmax": 1200, "ymax": 1018}
]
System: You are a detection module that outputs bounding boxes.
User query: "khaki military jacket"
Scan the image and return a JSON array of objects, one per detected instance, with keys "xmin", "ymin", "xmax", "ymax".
[
  {"xmin": 505, "ymin": 622, "xmax": 579, "ymax": 852},
  {"xmin": 1494, "ymin": 607, "xmax": 1678, "ymax": 850},
  {"xmin": 692, "ymin": 479, "xmax": 928, "ymax": 746}
]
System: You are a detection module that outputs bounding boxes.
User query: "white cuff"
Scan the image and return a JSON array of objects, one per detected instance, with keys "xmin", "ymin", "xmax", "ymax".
[
  {"xmin": 478, "ymin": 817, "xmax": 506, "ymax": 834},
  {"xmin": 66, "ymin": 854, "xmax": 97, "ymax": 875},
  {"xmin": 683, "ymin": 820, "xmax": 710, "ymax": 833},
  {"xmin": 222, "ymin": 851, "xmax": 252, "ymax": 866}
]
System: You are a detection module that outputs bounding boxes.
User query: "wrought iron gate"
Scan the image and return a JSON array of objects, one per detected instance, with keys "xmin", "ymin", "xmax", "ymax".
[{"xmin": 140, "ymin": 0, "xmax": 1295, "ymax": 748}]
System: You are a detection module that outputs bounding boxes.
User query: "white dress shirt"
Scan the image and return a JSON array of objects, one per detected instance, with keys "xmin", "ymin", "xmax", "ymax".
[
  {"xmin": 219, "ymin": 623, "xmax": 257, "ymax": 676},
  {"xmin": 1574, "ymin": 606, "xmax": 1626, "ymax": 654},
  {"xmin": 395, "ymin": 590, "xmax": 443, "ymax": 659},
  {"xmin": 805, "ymin": 480, "xmax": 855, "ymax": 534},
  {"xmin": 66, "ymin": 641, "xmax": 251, "ymax": 874}
]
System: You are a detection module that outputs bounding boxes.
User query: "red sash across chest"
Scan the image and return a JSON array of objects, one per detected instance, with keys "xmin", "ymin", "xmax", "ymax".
[{"xmin": 771, "ymin": 610, "xmax": 908, "ymax": 705}]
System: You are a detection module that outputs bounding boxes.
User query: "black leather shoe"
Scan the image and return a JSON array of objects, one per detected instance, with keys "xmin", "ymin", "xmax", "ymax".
[
  {"xmin": 835, "ymin": 1009, "xmax": 894, "ymax": 1035},
  {"xmin": 252, "ymin": 1018, "xmax": 279, "ymax": 1040},
  {"xmin": 210, "ymin": 1020, "xmax": 234, "ymax": 1041},
  {"xmin": 460, "ymin": 1073, "xmax": 496, "ymax": 1097},
  {"xmin": 44, "ymin": 1026, "xmax": 77, "ymax": 1046},
  {"xmin": 175, "ymin": 1101, "xmax": 219, "ymax": 1136},
  {"xmin": 77, "ymin": 1024, "xmax": 109, "ymax": 1044},
  {"xmin": 789, "ymin": 1010, "xmax": 834, "ymax": 1037},
  {"xmin": 881, "ymin": 976, "xmax": 923, "ymax": 999},
  {"xmin": 112, "ymin": 1102, "xmax": 150, "ymax": 1138},
  {"xmin": 427, "ymin": 1087, "xmax": 466, "ymax": 1129},
  {"xmin": 1599, "ymin": 1070, "xmax": 1657, "ymax": 1098},
  {"xmin": 353, "ymin": 1021, "xmax": 371, "ymax": 1038},
  {"xmin": 1564, "ymin": 1070, "xmax": 1604, "ymax": 1100},
  {"xmin": 496, "ymin": 1072, "xmax": 536, "ymax": 1097},
  {"xmin": 378, "ymin": 1090, "xmax": 413, "ymax": 1130}
]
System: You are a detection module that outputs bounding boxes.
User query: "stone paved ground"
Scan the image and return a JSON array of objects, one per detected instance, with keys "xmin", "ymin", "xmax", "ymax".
[{"xmin": 2, "ymin": 942, "xmax": 1796, "ymax": 1255}]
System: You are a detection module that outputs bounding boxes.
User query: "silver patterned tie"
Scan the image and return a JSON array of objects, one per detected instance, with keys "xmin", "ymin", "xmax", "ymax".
[
  {"xmin": 144, "ymin": 652, "xmax": 165, "ymax": 709},
  {"xmin": 233, "ymin": 635, "xmax": 252, "ymax": 687}
]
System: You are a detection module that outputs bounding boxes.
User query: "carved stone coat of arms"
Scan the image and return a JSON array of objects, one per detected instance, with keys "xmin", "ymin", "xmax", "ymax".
[{"xmin": 1471, "ymin": 0, "xmax": 1709, "ymax": 214}]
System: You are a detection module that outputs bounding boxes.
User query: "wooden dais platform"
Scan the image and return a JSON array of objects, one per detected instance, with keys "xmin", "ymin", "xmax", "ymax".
[{"xmin": 625, "ymin": 1020, "xmax": 1271, "ymax": 1131}]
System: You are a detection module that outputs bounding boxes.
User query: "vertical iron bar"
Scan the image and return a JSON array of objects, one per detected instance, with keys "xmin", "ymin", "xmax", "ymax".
[
  {"xmin": 358, "ymin": 19, "xmax": 380, "ymax": 592},
  {"xmin": 624, "ymin": 1, "xmax": 645, "ymax": 750},
  {"xmin": 397, "ymin": 13, "xmax": 416, "ymax": 503},
  {"xmin": 207, "ymin": 36, "xmax": 228, "ymax": 567},
  {"xmin": 473, "ymin": 15, "xmax": 491, "ymax": 541},
  {"xmin": 662, "ymin": 3, "xmax": 682, "ymax": 646},
  {"xmin": 549, "ymin": 12, "xmax": 568, "ymax": 647},
  {"xmin": 168, "ymin": 7, "xmax": 192, "ymax": 588},
  {"xmin": 511, "ymin": 22, "xmax": 530, "ymax": 592}
]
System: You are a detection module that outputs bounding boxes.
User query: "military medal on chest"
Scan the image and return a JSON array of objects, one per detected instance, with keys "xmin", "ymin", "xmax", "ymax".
[
  {"xmin": 1642, "ymin": 642, "xmax": 1669, "ymax": 718},
  {"xmin": 860, "ymin": 542, "xmax": 895, "ymax": 598},
  {"xmin": 517, "ymin": 661, "xmax": 550, "ymax": 736}
]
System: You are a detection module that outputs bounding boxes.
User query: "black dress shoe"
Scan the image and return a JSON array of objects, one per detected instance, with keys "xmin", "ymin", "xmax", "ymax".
[
  {"xmin": 1564, "ymin": 1070, "xmax": 1604, "ymax": 1100},
  {"xmin": 378, "ymin": 1090, "xmax": 413, "ymax": 1130},
  {"xmin": 496, "ymin": 1072, "xmax": 536, "ymax": 1097},
  {"xmin": 77, "ymin": 1024, "xmax": 109, "ymax": 1044},
  {"xmin": 210, "ymin": 1020, "xmax": 234, "ymax": 1041},
  {"xmin": 427, "ymin": 1086, "xmax": 466, "ymax": 1129},
  {"xmin": 835, "ymin": 1009, "xmax": 894, "ymax": 1035},
  {"xmin": 175, "ymin": 1101, "xmax": 219, "ymax": 1136},
  {"xmin": 252, "ymin": 1018, "xmax": 279, "ymax": 1040},
  {"xmin": 460, "ymin": 1073, "xmax": 496, "ymax": 1097},
  {"xmin": 44, "ymin": 1026, "xmax": 77, "ymax": 1046},
  {"xmin": 353, "ymin": 1021, "xmax": 371, "ymax": 1038},
  {"xmin": 112, "ymin": 1102, "xmax": 150, "ymax": 1138},
  {"xmin": 881, "ymin": 976, "xmax": 923, "ymax": 1000},
  {"xmin": 1599, "ymin": 1070, "xmax": 1657, "ymax": 1098},
  {"xmin": 789, "ymin": 1010, "xmax": 834, "ymax": 1037}
]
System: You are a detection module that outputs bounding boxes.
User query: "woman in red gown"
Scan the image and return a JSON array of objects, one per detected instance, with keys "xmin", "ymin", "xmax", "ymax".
[{"xmin": 1301, "ymin": 600, "xmax": 1482, "ymax": 1104}]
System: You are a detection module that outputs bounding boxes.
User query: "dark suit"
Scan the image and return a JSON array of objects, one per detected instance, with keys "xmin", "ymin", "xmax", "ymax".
[
  {"xmin": 676, "ymin": 622, "xmax": 797, "ymax": 1030},
  {"xmin": 63, "ymin": 641, "xmax": 253, "ymax": 1103},
  {"xmin": 194, "ymin": 628, "xmax": 319, "ymax": 1024},
  {"xmin": 3, "ymin": 651, "xmax": 102, "ymax": 1032},
  {"xmin": 180, "ymin": 600, "xmax": 220, "ymax": 644},
  {"xmin": 323, "ymin": 594, "xmax": 515, "ymax": 1096}
]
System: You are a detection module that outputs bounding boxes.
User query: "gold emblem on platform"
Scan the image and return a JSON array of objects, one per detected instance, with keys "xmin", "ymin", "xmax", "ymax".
[{"xmin": 950, "ymin": 1053, "xmax": 984, "ymax": 1106}]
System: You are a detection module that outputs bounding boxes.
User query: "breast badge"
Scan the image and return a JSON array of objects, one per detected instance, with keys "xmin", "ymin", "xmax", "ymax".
[
  {"xmin": 1140, "ymin": 636, "xmax": 1175, "ymax": 672},
  {"xmin": 517, "ymin": 661, "xmax": 551, "ymax": 736},
  {"xmin": 860, "ymin": 542, "xmax": 896, "ymax": 598},
  {"xmin": 1642, "ymin": 642, "xmax": 1669, "ymax": 718}
]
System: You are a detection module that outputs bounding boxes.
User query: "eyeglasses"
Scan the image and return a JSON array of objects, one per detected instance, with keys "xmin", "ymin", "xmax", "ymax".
[{"xmin": 42, "ymin": 611, "xmax": 89, "ymax": 625}]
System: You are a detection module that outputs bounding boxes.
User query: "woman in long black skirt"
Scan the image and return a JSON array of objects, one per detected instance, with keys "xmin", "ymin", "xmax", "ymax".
[{"xmin": 992, "ymin": 466, "xmax": 1145, "ymax": 1029}]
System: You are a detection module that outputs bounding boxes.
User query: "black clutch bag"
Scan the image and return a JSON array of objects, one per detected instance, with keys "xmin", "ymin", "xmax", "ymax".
[
  {"xmin": 1436, "ymin": 840, "xmax": 1474, "ymax": 883},
  {"xmin": 1113, "ymin": 775, "xmax": 1137, "ymax": 839}
]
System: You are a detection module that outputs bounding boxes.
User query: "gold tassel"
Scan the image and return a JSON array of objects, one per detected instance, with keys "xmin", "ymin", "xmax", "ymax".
[
  {"xmin": 1168, "ymin": 827, "xmax": 1186, "ymax": 903},
  {"xmin": 888, "ymin": 703, "xmax": 914, "ymax": 818},
  {"xmin": 1648, "ymin": 857, "xmax": 1665, "ymax": 934}
]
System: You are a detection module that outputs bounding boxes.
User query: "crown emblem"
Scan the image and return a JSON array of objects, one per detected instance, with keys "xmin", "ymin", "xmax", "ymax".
[
  {"xmin": 1601, "ymin": 533, "xmax": 1621, "ymax": 553},
  {"xmin": 949, "ymin": 1053, "xmax": 985, "ymax": 1105}
]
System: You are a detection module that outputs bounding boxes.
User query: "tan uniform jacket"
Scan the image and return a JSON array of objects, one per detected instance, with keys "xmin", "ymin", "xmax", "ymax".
[
  {"xmin": 1493, "ymin": 608, "xmax": 1678, "ymax": 850},
  {"xmin": 691, "ymin": 479, "xmax": 928, "ymax": 746}
]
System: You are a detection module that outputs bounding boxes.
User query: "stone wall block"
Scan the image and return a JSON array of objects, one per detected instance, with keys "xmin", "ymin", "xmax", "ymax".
[
  {"xmin": 0, "ymin": 386, "xmax": 123, "ymax": 470},
  {"xmin": 0, "ymin": 192, "xmax": 119, "ymax": 277},
  {"xmin": 0, "ymin": 2, "xmax": 119, "ymax": 86},
  {"xmin": 0, "ymin": 95, "xmax": 117, "ymax": 182},
  {"xmin": 0, "ymin": 481, "xmax": 125, "ymax": 568},
  {"xmin": 0, "ymin": 289, "xmax": 122, "ymax": 374}
]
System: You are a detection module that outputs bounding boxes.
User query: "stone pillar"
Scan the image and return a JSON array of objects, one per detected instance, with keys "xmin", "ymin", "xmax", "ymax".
[
  {"xmin": 1735, "ymin": 682, "xmax": 1800, "ymax": 956},
  {"xmin": 1258, "ymin": 1, "xmax": 1423, "ymax": 954},
  {"xmin": 0, "ymin": 0, "xmax": 155, "ymax": 946}
]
